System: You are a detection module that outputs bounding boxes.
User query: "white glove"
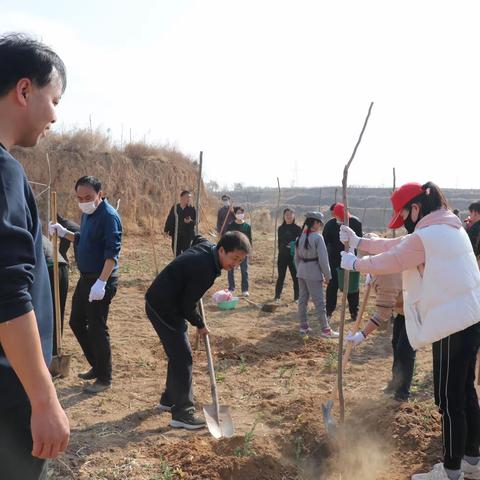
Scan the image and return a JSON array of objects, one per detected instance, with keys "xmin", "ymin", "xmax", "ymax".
[
  {"xmin": 48, "ymin": 222, "xmax": 68, "ymax": 238},
  {"xmin": 365, "ymin": 273, "xmax": 373, "ymax": 286},
  {"xmin": 339, "ymin": 225, "xmax": 360, "ymax": 249},
  {"xmin": 346, "ymin": 330, "xmax": 366, "ymax": 345},
  {"xmin": 89, "ymin": 279, "xmax": 106, "ymax": 302},
  {"xmin": 340, "ymin": 251, "xmax": 357, "ymax": 271}
]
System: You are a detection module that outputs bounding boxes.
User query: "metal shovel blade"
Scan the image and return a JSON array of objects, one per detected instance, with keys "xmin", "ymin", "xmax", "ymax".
[
  {"xmin": 49, "ymin": 354, "xmax": 71, "ymax": 379},
  {"xmin": 203, "ymin": 404, "xmax": 234, "ymax": 439},
  {"xmin": 321, "ymin": 399, "xmax": 337, "ymax": 436}
]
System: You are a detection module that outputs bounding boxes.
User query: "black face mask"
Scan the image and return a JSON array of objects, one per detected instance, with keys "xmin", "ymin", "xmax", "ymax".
[{"xmin": 403, "ymin": 208, "xmax": 419, "ymax": 234}]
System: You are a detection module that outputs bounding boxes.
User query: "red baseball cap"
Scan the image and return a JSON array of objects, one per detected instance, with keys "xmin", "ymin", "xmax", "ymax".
[
  {"xmin": 388, "ymin": 182, "xmax": 424, "ymax": 229},
  {"xmin": 333, "ymin": 203, "xmax": 351, "ymax": 220}
]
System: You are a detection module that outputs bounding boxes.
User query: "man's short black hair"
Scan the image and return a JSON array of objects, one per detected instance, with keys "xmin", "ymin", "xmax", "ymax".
[
  {"xmin": 0, "ymin": 33, "xmax": 67, "ymax": 97},
  {"xmin": 180, "ymin": 190, "xmax": 191, "ymax": 197},
  {"xmin": 221, "ymin": 194, "xmax": 231, "ymax": 200},
  {"xmin": 329, "ymin": 203, "xmax": 337, "ymax": 211},
  {"xmin": 233, "ymin": 206, "xmax": 244, "ymax": 214},
  {"xmin": 469, "ymin": 201, "xmax": 480, "ymax": 214},
  {"xmin": 75, "ymin": 176, "xmax": 102, "ymax": 193},
  {"xmin": 217, "ymin": 231, "xmax": 251, "ymax": 254}
]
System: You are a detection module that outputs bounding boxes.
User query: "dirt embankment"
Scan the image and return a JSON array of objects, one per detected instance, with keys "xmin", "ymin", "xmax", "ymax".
[{"xmin": 13, "ymin": 130, "xmax": 216, "ymax": 231}]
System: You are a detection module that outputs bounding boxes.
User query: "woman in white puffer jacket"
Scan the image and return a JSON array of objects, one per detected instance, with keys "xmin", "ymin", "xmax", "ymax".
[{"xmin": 340, "ymin": 181, "xmax": 480, "ymax": 480}]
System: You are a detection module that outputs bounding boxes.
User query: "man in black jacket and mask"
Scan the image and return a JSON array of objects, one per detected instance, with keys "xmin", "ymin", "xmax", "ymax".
[
  {"xmin": 322, "ymin": 203, "xmax": 363, "ymax": 321},
  {"xmin": 145, "ymin": 232, "xmax": 251, "ymax": 430},
  {"xmin": 164, "ymin": 190, "xmax": 197, "ymax": 257}
]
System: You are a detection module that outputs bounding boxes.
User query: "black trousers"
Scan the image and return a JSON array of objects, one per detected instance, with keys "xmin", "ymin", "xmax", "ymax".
[
  {"xmin": 69, "ymin": 275, "xmax": 118, "ymax": 383},
  {"xmin": 146, "ymin": 302, "xmax": 194, "ymax": 416},
  {"xmin": 325, "ymin": 266, "xmax": 359, "ymax": 318},
  {"xmin": 275, "ymin": 252, "xmax": 299, "ymax": 300},
  {"xmin": 432, "ymin": 322, "xmax": 480, "ymax": 470},
  {"xmin": 47, "ymin": 264, "xmax": 69, "ymax": 356},
  {"xmin": 0, "ymin": 402, "xmax": 48, "ymax": 480},
  {"xmin": 391, "ymin": 314, "xmax": 416, "ymax": 398},
  {"xmin": 171, "ymin": 234, "xmax": 193, "ymax": 257}
]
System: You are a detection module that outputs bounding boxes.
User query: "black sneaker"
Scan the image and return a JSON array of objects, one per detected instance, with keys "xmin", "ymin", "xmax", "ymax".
[
  {"xmin": 78, "ymin": 368, "xmax": 97, "ymax": 380},
  {"xmin": 83, "ymin": 380, "xmax": 111, "ymax": 394},
  {"xmin": 158, "ymin": 402, "xmax": 174, "ymax": 412},
  {"xmin": 170, "ymin": 412, "xmax": 206, "ymax": 430},
  {"xmin": 394, "ymin": 392, "xmax": 410, "ymax": 402},
  {"xmin": 383, "ymin": 380, "xmax": 396, "ymax": 394}
]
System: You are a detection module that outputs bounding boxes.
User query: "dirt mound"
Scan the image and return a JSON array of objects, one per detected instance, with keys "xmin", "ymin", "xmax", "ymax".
[
  {"xmin": 216, "ymin": 331, "xmax": 335, "ymax": 365},
  {"xmin": 147, "ymin": 437, "xmax": 297, "ymax": 480}
]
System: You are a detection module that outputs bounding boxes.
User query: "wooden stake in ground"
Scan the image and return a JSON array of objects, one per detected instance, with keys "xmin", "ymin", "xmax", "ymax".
[
  {"xmin": 392, "ymin": 167, "xmax": 397, "ymax": 238},
  {"xmin": 49, "ymin": 191, "xmax": 71, "ymax": 378},
  {"xmin": 150, "ymin": 207, "xmax": 159, "ymax": 276},
  {"xmin": 271, "ymin": 177, "xmax": 281, "ymax": 284},
  {"xmin": 337, "ymin": 102, "xmax": 374, "ymax": 424},
  {"xmin": 173, "ymin": 179, "xmax": 179, "ymax": 258},
  {"xmin": 194, "ymin": 152, "xmax": 204, "ymax": 352},
  {"xmin": 195, "ymin": 151, "xmax": 203, "ymax": 236}
]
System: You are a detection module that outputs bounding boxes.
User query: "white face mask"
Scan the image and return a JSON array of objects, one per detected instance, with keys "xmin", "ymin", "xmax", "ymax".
[
  {"xmin": 223, "ymin": 200, "xmax": 230, "ymax": 207},
  {"xmin": 336, "ymin": 219, "xmax": 342, "ymax": 225},
  {"xmin": 236, "ymin": 213, "xmax": 245, "ymax": 221},
  {"xmin": 79, "ymin": 201, "xmax": 97, "ymax": 215}
]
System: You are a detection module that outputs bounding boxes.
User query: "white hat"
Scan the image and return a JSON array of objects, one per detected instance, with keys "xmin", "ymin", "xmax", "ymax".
[{"xmin": 305, "ymin": 211, "xmax": 324, "ymax": 222}]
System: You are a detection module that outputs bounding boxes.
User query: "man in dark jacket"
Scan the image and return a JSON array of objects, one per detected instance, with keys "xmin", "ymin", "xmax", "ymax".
[
  {"xmin": 56, "ymin": 214, "xmax": 79, "ymax": 263},
  {"xmin": 216, "ymin": 194, "xmax": 235, "ymax": 235},
  {"xmin": 322, "ymin": 203, "xmax": 363, "ymax": 321},
  {"xmin": 164, "ymin": 190, "xmax": 197, "ymax": 257},
  {"xmin": 145, "ymin": 232, "xmax": 251, "ymax": 430},
  {"xmin": 467, "ymin": 201, "xmax": 480, "ymax": 261},
  {"xmin": 0, "ymin": 33, "xmax": 69, "ymax": 479}
]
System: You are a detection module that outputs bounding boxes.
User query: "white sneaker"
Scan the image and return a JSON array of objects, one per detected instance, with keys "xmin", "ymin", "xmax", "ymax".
[
  {"xmin": 242, "ymin": 291, "xmax": 249, "ymax": 297},
  {"xmin": 299, "ymin": 325, "xmax": 312, "ymax": 335},
  {"xmin": 320, "ymin": 328, "xmax": 340, "ymax": 339},
  {"xmin": 462, "ymin": 459, "xmax": 480, "ymax": 480},
  {"xmin": 412, "ymin": 463, "xmax": 464, "ymax": 480}
]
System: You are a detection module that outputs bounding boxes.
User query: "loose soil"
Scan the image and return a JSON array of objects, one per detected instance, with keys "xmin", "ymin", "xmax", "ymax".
[{"xmin": 50, "ymin": 233, "xmax": 455, "ymax": 479}]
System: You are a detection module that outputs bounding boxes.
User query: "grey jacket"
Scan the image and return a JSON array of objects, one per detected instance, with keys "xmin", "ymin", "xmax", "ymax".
[{"xmin": 294, "ymin": 231, "xmax": 331, "ymax": 282}]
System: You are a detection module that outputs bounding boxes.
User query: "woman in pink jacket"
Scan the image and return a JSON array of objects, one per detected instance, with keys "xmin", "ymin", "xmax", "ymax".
[{"xmin": 340, "ymin": 182, "xmax": 480, "ymax": 480}]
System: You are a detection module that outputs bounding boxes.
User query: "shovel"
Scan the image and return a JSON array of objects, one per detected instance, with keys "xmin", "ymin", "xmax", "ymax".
[
  {"xmin": 48, "ymin": 191, "xmax": 71, "ymax": 378},
  {"xmin": 199, "ymin": 299, "xmax": 234, "ymax": 439},
  {"xmin": 322, "ymin": 282, "xmax": 372, "ymax": 436},
  {"xmin": 242, "ymin": 297, "xmax": 279, "ymax": 313}
]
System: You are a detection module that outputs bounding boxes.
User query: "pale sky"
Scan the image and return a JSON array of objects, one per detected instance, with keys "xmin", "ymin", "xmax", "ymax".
[{"xmin": 2, "ymin": 0, "xmax": 479, "ymax": 190}]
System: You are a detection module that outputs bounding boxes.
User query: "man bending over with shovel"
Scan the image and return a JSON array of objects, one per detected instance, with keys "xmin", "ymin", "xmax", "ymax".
[{"xmin": 145, "ymin": 231, "xmax": 251, "ymax": 430}]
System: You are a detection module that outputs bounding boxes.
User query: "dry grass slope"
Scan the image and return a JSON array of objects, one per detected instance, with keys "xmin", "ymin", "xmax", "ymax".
[{"xmin": 13, "ymin": 129, "xmax": 215, "ymax": 232}]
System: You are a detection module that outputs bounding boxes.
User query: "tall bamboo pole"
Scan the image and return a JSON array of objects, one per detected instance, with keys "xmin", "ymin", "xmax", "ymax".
[
  {"xmin": 195, "ymin": 152, "xmax": 203, "ymax": 236},
  {"xmin": 337, "ymin": 102, "xmax": 374, "ymax": 424},
  {"xmin": 271, "ymin": 178, "xmax": 281, "ymax": 283}
]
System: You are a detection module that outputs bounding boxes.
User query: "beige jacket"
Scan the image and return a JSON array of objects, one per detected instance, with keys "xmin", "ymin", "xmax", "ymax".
[{"xmin": 371, "ymin": 272, "xmax": 403, "ymax": 321}]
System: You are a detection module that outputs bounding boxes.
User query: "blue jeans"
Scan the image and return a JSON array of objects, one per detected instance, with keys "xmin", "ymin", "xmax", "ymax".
[{"xmin": 228, "ymin": 258, "xmax": 249, "ymax": 292}]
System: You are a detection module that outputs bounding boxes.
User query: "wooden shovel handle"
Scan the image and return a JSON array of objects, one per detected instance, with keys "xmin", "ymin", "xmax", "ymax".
[
  {"xmin": 199, "ymin": 299, "xmax": 221, "ymax": 422},
  {"xmin": 332, "ymin": 282, "xmax": 372, "ymax": 401},
  {"xmin": 50, "ymin": 191, "xmax": 62, "ymax": 355}
]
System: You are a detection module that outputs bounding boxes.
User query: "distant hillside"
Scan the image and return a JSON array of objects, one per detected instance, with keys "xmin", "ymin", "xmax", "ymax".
[
  {"xmin": 216, "ymin": 186, "xmax": 479, "ymax": 232},
  {"xmin": 13, "ymin": 130, "xmax": 215, "ymax": 233}
]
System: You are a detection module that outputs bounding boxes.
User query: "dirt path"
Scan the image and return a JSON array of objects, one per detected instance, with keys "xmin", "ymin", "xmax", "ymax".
[{"xmin": 50, "ymin": 234, "xmax": 444, "ymax": 479}]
